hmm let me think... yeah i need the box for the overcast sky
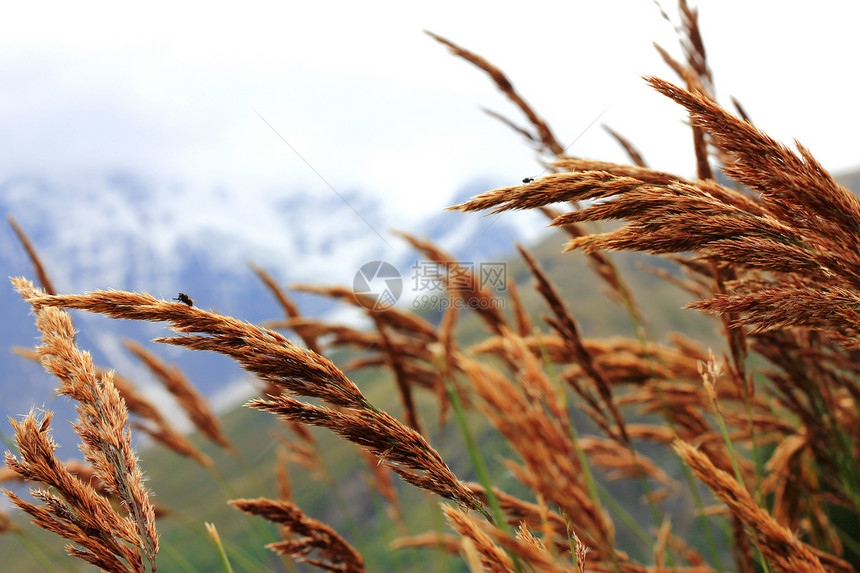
[1,1,858,223]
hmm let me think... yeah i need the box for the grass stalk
[565,403,622,573]
[444,380,503,527]
[601,256,726,571]
[7,10,860,570]
[534,334,622,572]
[702,368,771,573]
[443,378,523,573]
[594,246,731,570]
[209,466,280,560]
[565,518,578,570]
[205,522,236,573]
[167,510,271,573]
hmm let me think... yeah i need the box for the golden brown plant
[7,214,57,295]
[12,282,481,512]
[230,497,364,573]
[288,280,447,423]
[394,231,509,335]
[7,5,860,572]
[673,441,851,573]
[458,333,616,556]
[389,531,462,554]
[123,338,233,453]
[515,244,629,444]
[452,78,860,348]
[250,262,323,354]
[425,31,564,157]
[442,505,515,573]
[13,345,213,468]
[0,510,19,535]
[5,279,158,572]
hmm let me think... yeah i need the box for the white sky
[1,1,858,223]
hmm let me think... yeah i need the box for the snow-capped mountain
[0,170,545,449]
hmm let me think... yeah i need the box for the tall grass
[3,2,860,572]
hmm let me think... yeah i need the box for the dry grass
[6,279,158,572]
[123,338,233,453]
[4,3,860,572]
[230,498,364,572]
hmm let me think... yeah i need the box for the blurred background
[3,0,859,295]
[3,2,860,569]
[3,0,859,436]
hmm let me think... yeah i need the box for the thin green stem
[567,407,623,572]
[224,544,268,573]
[444,381,503,527]
[208,466,277,558]
[707,391,743,486]
[166,509,270,573]
[677,460,727,569]
[647,364,728,571]
[444,378,522,573]
[565,517,579,570]
[592,481,652,549]
[741,375,765,507]
[537,338,654,548]
[205,522,235,573]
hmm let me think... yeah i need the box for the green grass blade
[205,522,235,573]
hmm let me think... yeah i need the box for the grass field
[4,2,860,572]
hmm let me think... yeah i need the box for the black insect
[522,177,535,184]
[173,293,195,307]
